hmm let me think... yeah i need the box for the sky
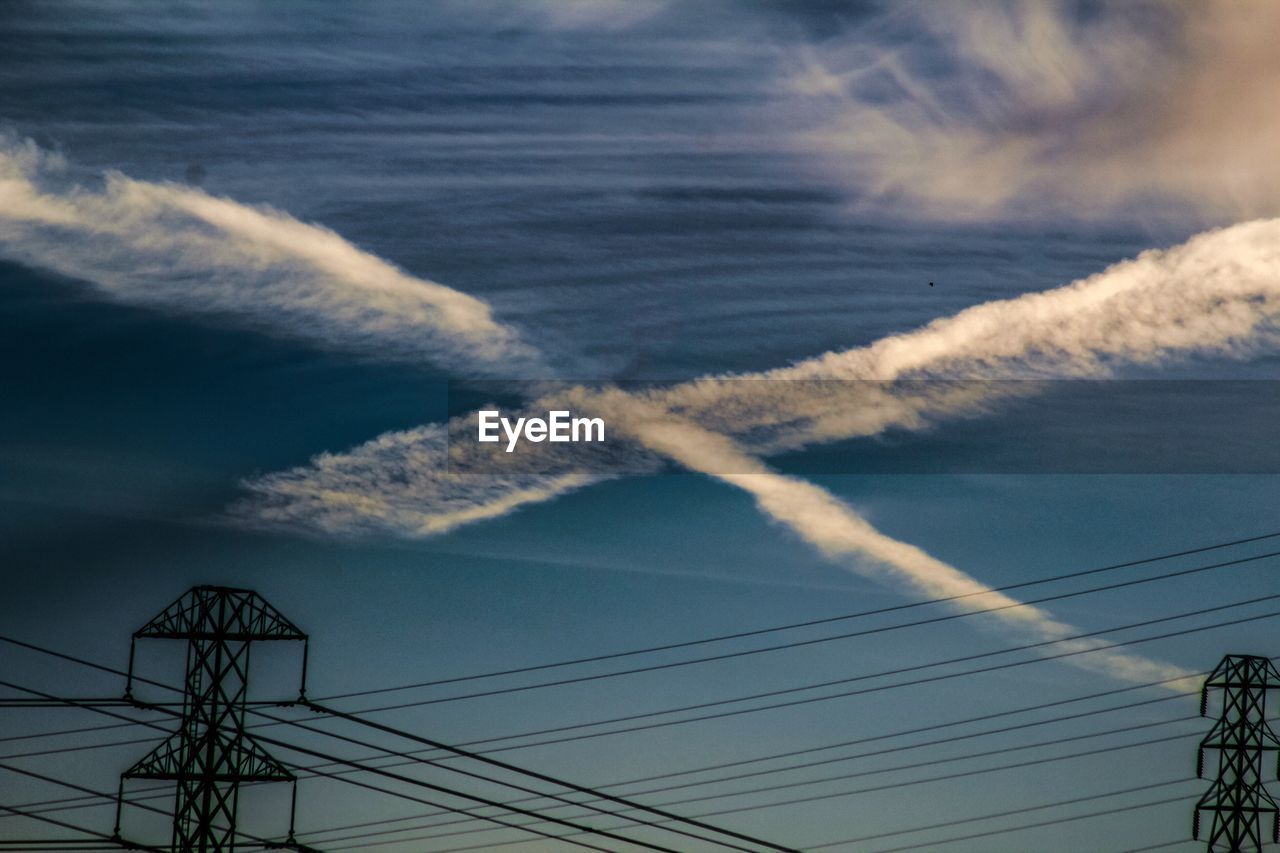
[2,1,1280,851]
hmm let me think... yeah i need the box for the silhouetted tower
[1195,654,1280,852]
[118,586,309,852]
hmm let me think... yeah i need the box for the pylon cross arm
[124,730,293,782]
[134,586,306,641]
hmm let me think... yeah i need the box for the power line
[486,722,1198,845]
[311,547,1280,711]
[1121,839,1196,852]
[591,694,1195,800]
[424,779,1199,853]
[291,699,797,853]
[0,529,1266,847]
[671,733,1198,823]
[124,678,771,853]
[0,592,1224,767]
[0,687,1203,846]
[0,680,562,853]
[257,671,1275,848]
[806,778,1197,851]
[0,672,1204,853]
[511,674,1199,797]
[0,718,164,746]
[0,787,171,824]
[4,537,1274,747]
[1,598,1263,797]
[5,598,1267,774]
[0,737,294,850]
[0,699,165,709]
[281,754,618,853]
[5,630,1177,850]
[403,771,1196,853]
[20,678,1204,845]
[7,531,1271,758]
[296,692,1200,844]
[301,719,1201,848]
[0,599,1195,753]
[0,650,680,853]
[0,800,133,852]
[870,794,1190,852]
[0,674,1195,817]
[0,734,162,762]
[0,676,1233,850]
[0,635,183,698]
[243,707,777,853]
[318,530,1280,702]
[246,730,731,853]
[61,668,797,852]
[0,680,176,737]
[0,634,146,684]
[3,572,1271,851]
[0,763,169,853]
[0,685,303,852]
[412,603,1280,755]
[610,721,1207,815]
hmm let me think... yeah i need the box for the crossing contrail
[235,217,1280,690]
[5,138,1271,691]
[242,216,1280,538]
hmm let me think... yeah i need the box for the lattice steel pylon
[117,586,309,852]
[1195,654,1280,852]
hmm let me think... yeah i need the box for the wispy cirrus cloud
[780,0,1280,221]
[242,423,604,539]
[0,136,539,373]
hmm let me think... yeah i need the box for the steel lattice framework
[120,586,308,852]
[1195,654,1280,852]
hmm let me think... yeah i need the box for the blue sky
[3,2,1280,851]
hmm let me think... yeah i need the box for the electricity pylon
[117,586,309,852]
[1195,654,1280,852]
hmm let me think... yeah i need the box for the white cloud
[0,137,538,372]
[239,424,605,538]
[782,1,1280,221]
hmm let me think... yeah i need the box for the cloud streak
[241,424,605,538]
[630,413,1197,688]
[0,137,538,372]
[781,0,1280,221]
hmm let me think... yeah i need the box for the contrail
[625,409,1197,690]
[0,136,538,372]
[2,138,1257,690]
[242,215,1280,535]
[234,216,1280,690]
[241,389,1201,689]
